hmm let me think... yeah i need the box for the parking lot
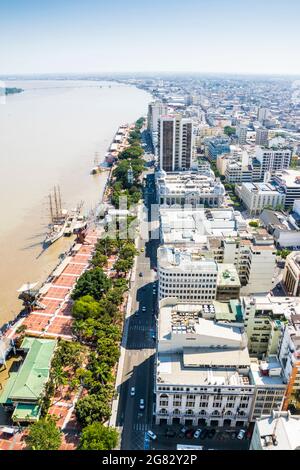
[146,425,251,451]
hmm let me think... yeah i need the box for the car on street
[139,399,145,410]
[130,387,135,396]
[237,429,246,440]
[139,272,143,277]
[207,429,216,439]
[147,430,157,440]
[151,335,156,341]
[142,306,146,312]
[185,429,194,439]
[231,432,237,439]
[140,248,144,252]
[193,429,202,439]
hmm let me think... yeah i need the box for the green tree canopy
[72,268,112,301]
[78,422,119,450]
[224,126,236,136]
[72,295,103,321]
[75,393,112,427]
[26,417,62,450]
[118,145,143,160]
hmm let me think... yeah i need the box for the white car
[142,306,146,312]
[237,429,246,440]
[139,398,145,410]
[130,387,135,396]
[147,430,157,440]
[194,429,202,439]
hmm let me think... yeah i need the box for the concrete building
[255,147,292,174]
[272,169,300,208]
[148,100,168,134]
[155,303,253,428]
[155,169,225,208]
[241,296,286,357]
[155,300,286,428]
[283,252,300,297]
[216,264,241,301]
[249,357,286,422]
[260,209,300,249]
[255,128,269,147]
[239,182,286,215]
[158,115,193,172]
[250,411,300,450]
[157,246,218,302]
[207,137,230,161]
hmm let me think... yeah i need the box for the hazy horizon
[1,0,299,76]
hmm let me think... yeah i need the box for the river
[0,79,151,324]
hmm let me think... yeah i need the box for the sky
[0,0,300,76]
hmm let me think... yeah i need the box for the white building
[157,246,218,302]
[147,100,168,153]
[155,303,253,428]
[158,115,193,172]
[272,169,300,208]
[250,411,300,450]
[156,170,225,208]
[239,182,286,215]
[255,147,292,174]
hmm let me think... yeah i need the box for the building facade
[158,115,193,172]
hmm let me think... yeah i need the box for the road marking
[133,423,148,431]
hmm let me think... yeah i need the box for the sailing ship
[44,186,69,246]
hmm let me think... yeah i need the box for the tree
[72,268,112,301]
[118,145,143,160]
[26,417,62,450]
[114,258,133,274]
[249,221,259,228]
[75,394,112,427]
[224,126,236,137]
[92,253,108,268]
[72,295,103,321]
[78,423,119,450]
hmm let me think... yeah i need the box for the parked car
[237,429,246,440]
[179,427,187,437]
[185,429,194,439]
[207,429,216,439]
[139,399,145,410]
[142,306,146,312]
[139,272,143,277]
[147,430,157,440]
[165,429,176,438]
[130,387,135,396]
[193,429,202,439]
[231,432,237,439]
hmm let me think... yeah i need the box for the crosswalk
[129,325,150,331]
[133,423,148,431]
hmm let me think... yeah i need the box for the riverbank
[0,80,151,324]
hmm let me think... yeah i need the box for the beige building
[283,252,300,297]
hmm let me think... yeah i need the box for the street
[116,150,159,450]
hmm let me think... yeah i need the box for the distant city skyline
[0,0,300,75]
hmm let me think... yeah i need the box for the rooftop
[158,246,218,273]
[255,412,300,450]
[0,337,56,405]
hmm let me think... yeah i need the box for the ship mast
[57,185,62,216]
[49,194,54,223]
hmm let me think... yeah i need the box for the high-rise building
[256,128,269,146]
[147,100,168,134]
[158,115,193,172]
[255,147,292,174]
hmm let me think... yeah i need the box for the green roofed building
[0,337,56,422]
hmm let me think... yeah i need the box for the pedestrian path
[133,423,148,431]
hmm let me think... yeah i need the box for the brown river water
[0,80,150,324]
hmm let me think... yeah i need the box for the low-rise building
[156,169,225,208]
[239,182,286,216]
[260,209,300,249]
[216,264,241,301]
[250,411,300,450]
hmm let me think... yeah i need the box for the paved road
[117,162,159,450]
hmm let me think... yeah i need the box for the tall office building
[255,128,269,146]
[158,115,193,172]
[147,101,168,134]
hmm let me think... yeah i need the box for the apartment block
[158,115,193,172]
